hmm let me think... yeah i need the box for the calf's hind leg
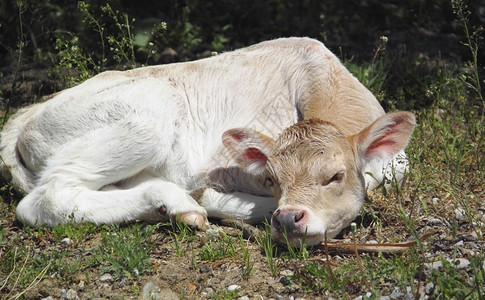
[15,120,207,227]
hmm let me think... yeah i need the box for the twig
[317,231,435,254]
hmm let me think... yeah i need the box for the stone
[227,284,240,292]
[455,207,466,221]
[65,289,79,300]
[452,258,470,270]
[142,282,160,300]
[61,238,73,246]
[201,287,214,295]
[279,276,291,286]
[99,273,113,282]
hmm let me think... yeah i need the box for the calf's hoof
[177,211,210,230]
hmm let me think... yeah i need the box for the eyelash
[322,171,344,186]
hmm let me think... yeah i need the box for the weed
[101,3,136,68]
[171,5,201,54]
[134,21,167,65]
[199,231,236,262]
[430,255,485,299]
[54,1,158,86]
[256,221,279,276]
[239,237,254,280]
[451,0,484,105]
[168,217,197,257]
[0,246,51,300]
[91,224,156,280]
[209,288,239,300]
[77,1,107,69]
[51,222,99,244]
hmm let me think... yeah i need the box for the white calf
[0,37,415,245]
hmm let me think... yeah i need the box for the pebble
[465,231,479,241]
[66,289,79,300]
[353,294,373,300]
[239,296,250,300]
[424,258,470,272]
[78,280,85,290]
[455,207,466,221]
[279,269,294,276]
[279,276,291,286]
[227,284,240,292]
[207,228,221,235]
[427,217,442,225]
[453,258,471,270]
[425,282,434,294]
[199,264,211,273]
[389,287,404,299]
[454,240,464,247]
[142,282,160,300]
[60,289,79,300]
[201,287,214,295]
[99,273,113,282]
[41,297,54,300]
[61,237,73,246]
[425,260,443,271]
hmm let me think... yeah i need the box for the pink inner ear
[230,132,246,142]
[365,135,396,158]
[244,147,268,162]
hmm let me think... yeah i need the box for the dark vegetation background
[0,0,484,110]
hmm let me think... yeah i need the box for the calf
[0,37,415,245]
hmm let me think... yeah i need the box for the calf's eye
[322,171,344,186]
[264,177,274,188]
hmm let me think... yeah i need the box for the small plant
[54,1,157,86]
[51,222,99,244]
[101,3,136,68]
[168,217,197,257]
[91,224,155,280]
[256,221,279,276]
[451,0,484,105]
[239,237,254,280]
[209,288,239,300]
[0,246,51,300]
[199,231,237,262]
[430,255,485,299]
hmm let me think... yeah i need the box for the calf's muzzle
[271,208,308,236]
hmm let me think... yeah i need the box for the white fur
[0,37,406,227]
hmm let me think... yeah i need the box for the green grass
[90,224,156,280]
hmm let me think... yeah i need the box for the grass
[90,224,156,280]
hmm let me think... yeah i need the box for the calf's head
[223,112,415,246]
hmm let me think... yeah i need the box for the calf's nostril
[271,214,281,226]
[293,211,305,223]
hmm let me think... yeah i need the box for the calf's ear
[222,128,275,174]
[353,111,416,162]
